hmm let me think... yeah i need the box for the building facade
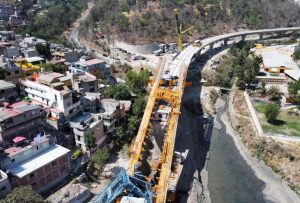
[70,112,105,152]
[0,80,18,104]
[0,101,45,143]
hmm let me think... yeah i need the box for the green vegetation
[288,78,300,107]
[71,149,82,159]
[293,50,300,60]
[82,0,300,43]
[92,148,110,172]
[267,86,281,101]
[264,103,280,124]
[213,41,261,88]
[84,131,96,151]
[35,43,51,59]
[22,0,87,42]
[103,84,131,100]
[125,69,150,95]
[0,186,45,203]
[254,101,300,136]
[209,89,218,112]
[42,63,66,74]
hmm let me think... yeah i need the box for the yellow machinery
[174,8,193,52]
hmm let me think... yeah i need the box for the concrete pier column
[259,33,263,40]
[209,43,214,50]
[241,35,246,41]
[224,38,228,46]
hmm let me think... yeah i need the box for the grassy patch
[253,101,300,136]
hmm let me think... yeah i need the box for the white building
[20,72,81,122]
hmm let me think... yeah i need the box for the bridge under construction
[93,27,300,203]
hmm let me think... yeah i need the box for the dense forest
[82,0,300,43]
[21,0,87,42]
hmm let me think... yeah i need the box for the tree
[288,78,300,96]
[132,97,146,116]
[103,84,131,100]
[264,103,280,124]
[126,70,150,95]
[115,126,126,146]
[84,131,96,151]
[267,86,281,101]
[126,115,140,137]
[35,43,51,59]
[92,148,110,172]
[261,81,266,96]
[0,186,45,203]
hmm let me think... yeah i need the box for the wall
[10,154,71,193]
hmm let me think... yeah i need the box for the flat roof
[9,145,70,178]
[260,51,299,70]
[0,80,16,90]
[26,56,45,63]
[0,101,41,121]
[285,69,300,81]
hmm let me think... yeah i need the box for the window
[29,173,34,178]
[77,135,80,141]
[36,146,39,150]
[15,70,19,74]
[52,161,57,166]
[11,159,15,162]
[6,72,11,76]
[1,186,6,191]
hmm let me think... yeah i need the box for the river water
[206,99,269,203]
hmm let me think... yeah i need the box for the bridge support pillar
[224,38,228,46]
[259,33,264,40]
[209,43,214,50]
[241,35,246,41]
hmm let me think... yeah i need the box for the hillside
[80,0,300,44]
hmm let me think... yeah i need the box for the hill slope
[81,0,300,44]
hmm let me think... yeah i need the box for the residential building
[4,46,20,58]
[0,80,18,104]
[20,37,46,48]
[0,101,45,143]
[20,73,81,127]
[285,69,300,82]
[70,112,105,152]
[22,48,39,58]
[69,58,108,79]
[0,170,11,197]
[253,45,299,73]
[0,56,21,84]
[15,57,45,77]
[1,137,71,193]
[0,5,13,22]
[70,72,97,93]
[83,92,101,113]
[99,99,126,134]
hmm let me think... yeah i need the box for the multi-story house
[69,112,105,152]
[99,99,126,134]
[1,136,71,193]
[0,80,18,104]
[69,58,108,79]
[0,56,21,84]
[20,72,81,128]
[70,72,98,93]
[0,101,45,143]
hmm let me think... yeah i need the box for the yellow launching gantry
[173,8,194,52]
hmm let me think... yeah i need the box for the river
[206,97,269,203]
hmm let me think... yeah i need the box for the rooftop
[76,58,105,67]
[0,101,41,121]
[285,69,300,81]
[9,144,70,178]
[260,51,299,70]
[26,56,44,63]
[38,72,64,85]
[0,80,16,90]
